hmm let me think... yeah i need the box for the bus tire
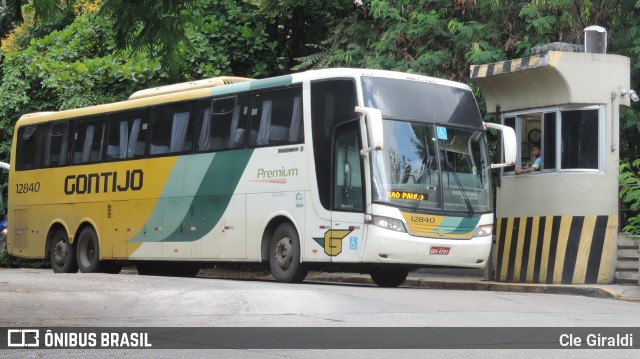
[269,222,307,283]
[76,227,101,273]
[50,229,78,273]
[370,270,408,287]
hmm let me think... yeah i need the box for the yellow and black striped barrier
[470,54,547,79]
[495,215,617,284]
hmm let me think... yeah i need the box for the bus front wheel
[50,229,78,273]
[269,222,307,283]
[76,227,102,273]
[370,270,408,287]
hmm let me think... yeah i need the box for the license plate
[430,246,450,255]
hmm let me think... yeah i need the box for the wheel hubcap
[79,240,90,267]
[275,236,292,270]
[54,241,68,265]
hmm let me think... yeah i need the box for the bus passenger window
[150,102,195,155]
[248,87,303,147]
[106,110,148,160]
[73,118,106,164]
[227,95,249,149]
[197,96,236,151]
[16,125,45,170]
[43,122,70,167]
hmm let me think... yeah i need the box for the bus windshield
[362,77,491,214]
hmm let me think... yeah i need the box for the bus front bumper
[362,226,492,268]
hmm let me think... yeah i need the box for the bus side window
[311,79,358,211]
[333,121,363,212]
[150,101,196,155]
[16,125,45,170]
[227,95,250,149]
[248,87,303,147]
[72,117,106,164]
[106,109,149,160]
[42,122,71,167]
[196,96,242,152]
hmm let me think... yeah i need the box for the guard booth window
[543,112,556,170]
[503,116,516,172]
[561,109,598,169]
[503,106,602,173]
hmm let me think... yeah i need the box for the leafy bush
[620,159,640,235]
[0,249,50,269]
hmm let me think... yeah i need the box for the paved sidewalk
[310,270,640,302]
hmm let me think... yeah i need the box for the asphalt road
[1,268,639,358]
[2,268,640,327]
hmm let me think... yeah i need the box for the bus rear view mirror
[485,122,516,169]
[356,106,384,155]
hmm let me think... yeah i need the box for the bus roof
[15,68,471,126]
[128,76,252,100]
[294,68,472,91]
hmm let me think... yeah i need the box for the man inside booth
[515,144,541,175]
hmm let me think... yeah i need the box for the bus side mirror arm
[485,122,516,169]
[355,106,384,156]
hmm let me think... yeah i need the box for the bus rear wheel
[269,222,307,283]
[50,229,78,273]
[370,270,408,287]
[76,227,102,273]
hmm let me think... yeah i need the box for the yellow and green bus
[7,68,515,286]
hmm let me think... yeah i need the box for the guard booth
[471,40,633,284]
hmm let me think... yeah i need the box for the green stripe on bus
[129,149,254,243]
[209,75,293,97]
[210,82,251,97]
[248,75,292,90]
[438,216,480,234]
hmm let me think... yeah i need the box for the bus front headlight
[472,224,493,237]
[372,215,407,233]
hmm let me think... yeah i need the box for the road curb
[310,275,639,302]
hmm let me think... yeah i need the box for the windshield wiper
[441,141,475,217]
[412,134,432,212]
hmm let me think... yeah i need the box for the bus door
[329,121,366,262]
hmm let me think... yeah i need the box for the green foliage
[182,0,287,79]
[0,0,299,165]
[1,0,640,237]
[0,9,164,165]
[0,249,50,268]
[248,0,354,74]
[620,159,640,234]
[99,0,193,79]
[295,0,508,82]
